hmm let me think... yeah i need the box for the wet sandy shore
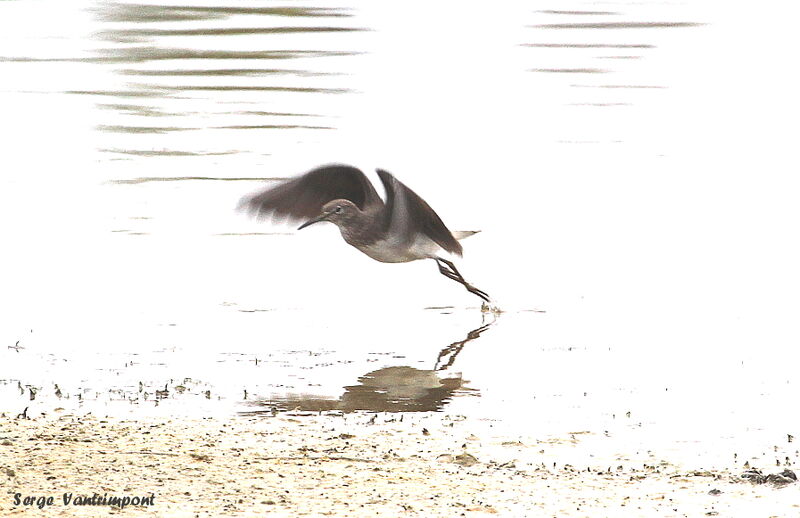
[1,412,797,517]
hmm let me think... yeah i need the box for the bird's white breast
[355,234,442,263]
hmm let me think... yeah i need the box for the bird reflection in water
[240,322,492,415]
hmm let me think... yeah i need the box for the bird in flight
[239,164,490,302]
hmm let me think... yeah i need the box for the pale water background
[1,0,799,471]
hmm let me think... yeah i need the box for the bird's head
[297,199,359,230]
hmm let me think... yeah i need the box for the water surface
[1,0,798,471]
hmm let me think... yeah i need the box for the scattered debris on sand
[1,413,798,517]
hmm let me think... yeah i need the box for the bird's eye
[335,206,343,214]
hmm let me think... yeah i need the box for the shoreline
[1,412,797,517]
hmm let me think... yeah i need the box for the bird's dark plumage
[376,169,462,256]
[240,164,461,255]
[239,164,383,224]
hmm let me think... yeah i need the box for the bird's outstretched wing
[377,169,462,256]
[239,164,384,223]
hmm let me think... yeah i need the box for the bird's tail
[452,230,480,241]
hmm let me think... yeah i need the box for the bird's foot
[480,301,503,315]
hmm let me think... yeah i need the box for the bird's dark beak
[297,212,330,230]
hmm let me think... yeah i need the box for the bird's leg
[436,260,486,299]
[436,259,490,301]
[434,258,491,302]
[436,260,462,281]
